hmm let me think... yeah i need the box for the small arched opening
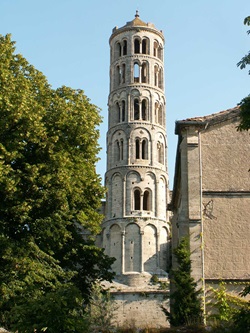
[123,40,127,55]
[154,65,158,86]
[121,100,125,122]
[134,63,140,83]
[134,189,141,210]
[142,99,147,120]
[142,38,148,54]
[122,64,126,83]
[158,105,163,126]
[134,38,140,54]
[134,98,139,120]
[143,190,150,210]
[135,138,140,159]
[141,139,148,160]
[141,62,147,83]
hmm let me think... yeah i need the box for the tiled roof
[111,11,162,38]
[125,16,152,28]
[175,106,240,134]
[179,106,240,123]
[124,10,155,28]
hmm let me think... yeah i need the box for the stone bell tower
[102,12,170,328]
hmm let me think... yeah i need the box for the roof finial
[135,10,139,18]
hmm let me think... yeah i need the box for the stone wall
[201,119,249,191]
[112,291,169,328]
[201,119,250,279]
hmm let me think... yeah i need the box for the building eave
[175,106,240,135]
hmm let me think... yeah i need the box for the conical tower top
[110,11,163,40]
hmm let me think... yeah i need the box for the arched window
[116,102,120,123]
[158,68,163,89]
[158,45,163,60]
[118,43,122,57]
[141,139,147,159]
[154,65,158,86]
[154,41,159,57]
[158,105,163,125]
[122,64,126,83]
[115,42,121,59]
[142,99,147,120]
[157,142,164,164]
[135,138,148,160]
[142,38,148,54]
[116,66,120,85]
[143,190,150,210]
[120,139,124,160]
[123,40,127,55]
[134,63,140,83]
[134,99,139,120]
[121,100,125,122]
[141,62,147,83]
[134,38,140,54]
[116,141,120,161]
[136,139,140,159]
[155,102,158,123]
[134,189,141,210]
[115,139,124,162]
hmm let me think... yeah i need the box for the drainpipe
[198,128,206,324]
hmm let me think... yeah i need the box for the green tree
[0,34,114,332]
[163,237,203,327]
[231,284,250,333]
[207,282,250,333]
[237,16,250,131]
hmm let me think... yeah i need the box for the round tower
[103,12,170,281]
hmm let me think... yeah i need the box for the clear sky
[1,0,249,188]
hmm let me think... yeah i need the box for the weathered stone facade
[171,107,250,313]
[101,13,170,328]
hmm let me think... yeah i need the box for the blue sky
[0,0,249,188]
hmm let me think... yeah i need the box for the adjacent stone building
[100,12,170,328]
[171,106,250,313]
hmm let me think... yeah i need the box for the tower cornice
[108,84,165,97]
[110,26,165,44]
[110,53,164,67]
[105,164,168,176]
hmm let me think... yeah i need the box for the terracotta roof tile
[175,106,240,134]
[179,106,240,123]
[125,16,149,27]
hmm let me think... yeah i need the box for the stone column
[156,231,160,267]
[121,231,125,274]
[140,230,144,272]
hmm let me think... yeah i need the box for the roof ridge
[175,106,241,134]
[178,106,240,123]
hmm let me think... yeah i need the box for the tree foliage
[163,237,203,327]
[0,34,114,332]
[237,16,250,131]
[237,94,250,131]
[207,282,250,333]
[237,16,250,73]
